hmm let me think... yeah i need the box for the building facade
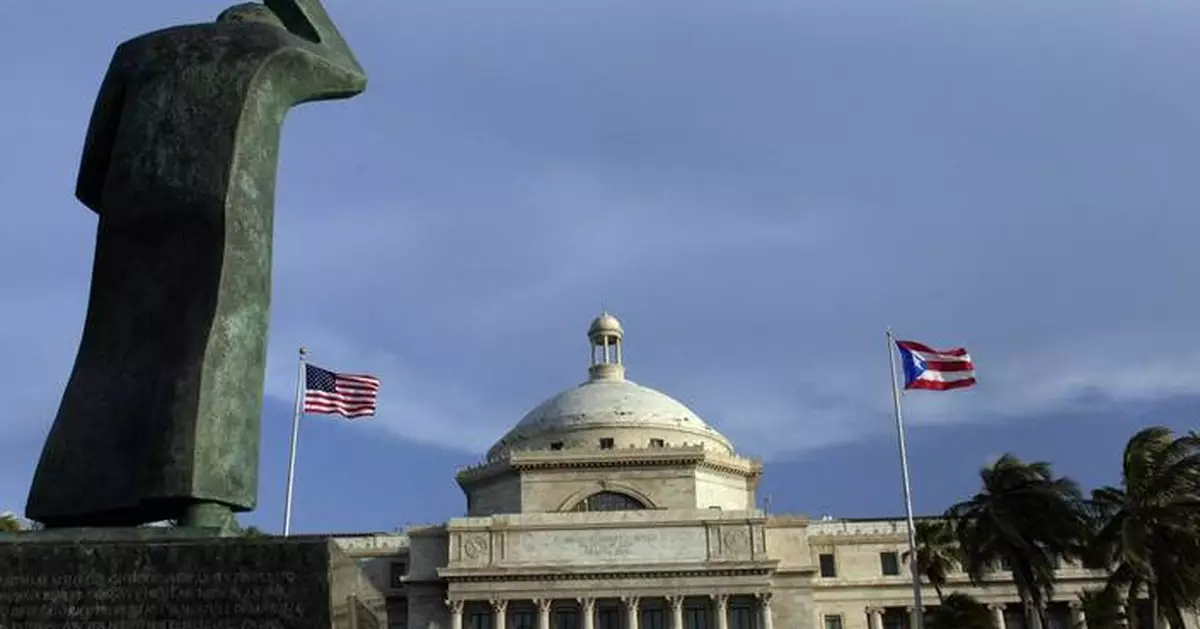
[332,314,1196,629]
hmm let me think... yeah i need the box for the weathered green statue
[26,0,366,530]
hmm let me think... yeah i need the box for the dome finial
[587,312,625,381]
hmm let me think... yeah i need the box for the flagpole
[283,346,308,537]
[887,328,925,629]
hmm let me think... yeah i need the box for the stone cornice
[808,533,907,545]
[764,515,810,527]
[813,569,1111,590]
[406,524,449,537]
[806,519,912,538]
[773,565,817,576]
[456,447,762,485]
[333,534,410,555]
[438,560,778,582]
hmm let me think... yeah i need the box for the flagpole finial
[299,346,308,357]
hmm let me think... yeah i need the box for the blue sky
[2,0,1198,533]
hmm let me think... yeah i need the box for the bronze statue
[26,0,366,530]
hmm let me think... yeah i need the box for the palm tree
[926,592,995,629]
[0,511,22,533]
[946,454,1089,629]
[1076,588,1125,629]
[903,519,961,603]
[1086,426,1200,629]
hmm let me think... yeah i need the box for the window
[649,438,665,447]
[569,491,648,512]
[880,551,901,576]
[550,442,564,450]
[882,611,906,629]
[684,606,711,629]
[597,607,621,629]
[388,561,407,587]
[824,615,843,629]
[554,609,579,629]
[819,553,837,577]
[729,605,755,629]
[1046,604,1072,629]
[469,612,491,629]
[599,438,615,449]
[512,610,535,629]
[641,608,666,629]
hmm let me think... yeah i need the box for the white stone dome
[486,314,734,460]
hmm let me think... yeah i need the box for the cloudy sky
[1,0,1197,532]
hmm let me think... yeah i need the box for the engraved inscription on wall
[0,570,307,629]
[506,527,708,565]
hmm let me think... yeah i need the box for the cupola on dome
[486,313,734,460]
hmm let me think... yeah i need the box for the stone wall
[520,466,697,512]
[458,447,762,516]
[407,526,449,582]
[406,586,448,629]
[465,473,522,516]
[764,516,812,568]
[693,468,753,510]
[769,574,817,629]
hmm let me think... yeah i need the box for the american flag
[303,364,381,418]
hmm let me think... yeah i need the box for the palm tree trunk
[1126,581,1141,629]
[1165,607,1185,629]
[1017,588,1041,629]
[1035,590,1051,629]
[1010,566,1042,629]
[1147,582,1159,629]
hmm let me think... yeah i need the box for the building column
[989,604,1006,629]
[1069,601,1086,629]
[623,596,641,629]
[534,599,552,629]
[757,593,774,629]
[668,596,685,629]
[492,599,508,629]
[578,597,596,629]
[446,600,464,629]
[866,607,883,629]
[712,595,729,629]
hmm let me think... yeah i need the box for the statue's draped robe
[26,22,342,526]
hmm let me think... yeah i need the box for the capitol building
[330,314,1122,629]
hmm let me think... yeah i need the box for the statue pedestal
[0,535,385,629]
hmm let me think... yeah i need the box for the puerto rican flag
[895,340,976,391]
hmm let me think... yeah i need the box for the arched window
[569,491,648,512]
